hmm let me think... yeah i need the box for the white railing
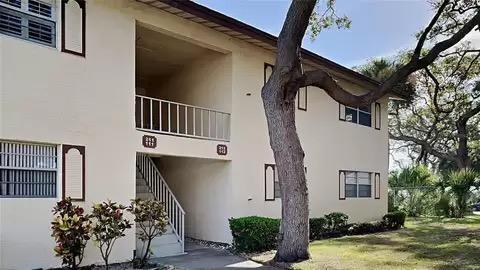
[135,95,231,142]
[136,154,185,253]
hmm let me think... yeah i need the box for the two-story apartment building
[0,1,390,269]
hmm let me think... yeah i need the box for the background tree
[389,48,480,170]
[265,0,480,262]
[389,165,437,216]
[444,169,479,217]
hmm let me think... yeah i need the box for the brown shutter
[297,86,307,111]
[264,164,275,201]
[264,63,274,85]
[374,102,381,130]
[339,171,346,200]
[374,172,381,199]
[62,145,85,201]
[61,0,86,56]
[339,103,346,121]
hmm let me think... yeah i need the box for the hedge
[228,216,280,252]
[229,211,406,253]
[383,211,406,229]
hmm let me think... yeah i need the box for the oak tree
[264,0,480,262]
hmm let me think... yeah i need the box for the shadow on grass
[409,215,480,226]
[313,221,480,270]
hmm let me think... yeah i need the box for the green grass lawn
[254,216,480,270]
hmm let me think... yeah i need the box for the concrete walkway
[152,242,278,270]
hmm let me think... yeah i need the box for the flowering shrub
[51,198,91,269]
[128,199,168,267]
[90,201,132,270]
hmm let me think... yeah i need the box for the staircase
[136,154,185,257]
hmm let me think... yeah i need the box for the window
[1,0,20,8]
[264,164,277,201]
[0,141,58,198]
[340,170,372,198]
[264,63,274,85]
[339,104,372,127]
[0,0,56,47]
[265,164,306,201]
[265,63,308,111]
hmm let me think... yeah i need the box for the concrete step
[136,185,150,193]
[136,232,179,246]
[150,242,184,258]
[137,192,155,200]
[135,224,184,258]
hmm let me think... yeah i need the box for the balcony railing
[135,95,231,142]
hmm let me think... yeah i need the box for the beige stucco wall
[145,51,232,113]
[0,0,388,269]
[0,1,137,269]
[156,157,233,243]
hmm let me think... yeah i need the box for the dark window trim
[339,171,346,200]
[61,0,85,57]
[265,164,306,201]
[62,144,85,201]
[264,163,275,201]
[340,170,373,199]
[374,172,380,199]
[297,86,307,111]
[338,103,372,127]
[264,63,274,85]
[374,102,381,130]
[339,103,346,121]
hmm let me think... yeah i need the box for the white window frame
[0,0,56,47]
[344,171,372,198]
[0,140,59,198]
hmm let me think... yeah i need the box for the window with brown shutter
[61,0,85,56]
[62,144,85,201]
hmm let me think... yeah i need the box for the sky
[195,0,434,68]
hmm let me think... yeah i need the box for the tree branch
[389,133,456,162]
[425,67,455,113]
[413,0,451,60]
[297,8,480,107]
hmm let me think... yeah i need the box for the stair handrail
[136,154,185,249]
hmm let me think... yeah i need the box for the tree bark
[455,105,480,169]
[261,0,315,262]
[262,0,479,263]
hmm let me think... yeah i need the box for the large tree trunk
[262,73,310,262]
[261,0,315,262]
[261,0,479,263]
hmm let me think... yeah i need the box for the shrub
[383,211,406,229]
[325,212,349,231]
[347,221,387,235]
[435,193,454,217]
[309,217,328,240]
[90,201,132,270]
[51,198,91,270]
[128,199,168,268]
[445,169,479,217]
[229,216,279,252]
